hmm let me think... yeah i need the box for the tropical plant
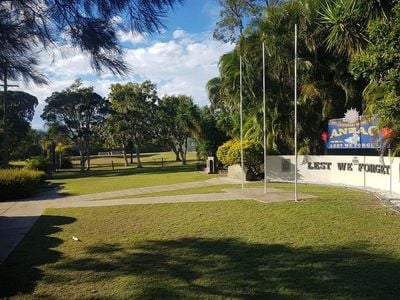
[158,95,201,164]
[350,1,400,154]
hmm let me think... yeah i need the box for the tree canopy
[0,91,38,166]
[107,81,158,167]
[209,0,400,156]
[0,0,183,82]
[41,79,108,171]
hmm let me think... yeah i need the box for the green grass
[70,151,199,169]
[49,164,216,196]
[2,185,400,298]
[100,182,279,200]
[102,184,241,200]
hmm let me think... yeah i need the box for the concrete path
[0,177,314,263]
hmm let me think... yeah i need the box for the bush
[25,155,52,174]
[217,139,263,177]
[0,169,46,200]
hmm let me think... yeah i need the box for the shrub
[217,139,264,176]
[0,169,46,200]
[25,155,52,174]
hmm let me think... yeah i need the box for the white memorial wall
[266,155,400,194]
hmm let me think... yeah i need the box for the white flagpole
[240,55,244,189]
[263,41,267,194]
[294,24,298,201]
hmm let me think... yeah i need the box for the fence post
[111,160,114,171]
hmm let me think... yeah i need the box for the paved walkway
[0,177,314,264]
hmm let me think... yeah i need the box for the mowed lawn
[49,152,215,196]
[2,185,400,298]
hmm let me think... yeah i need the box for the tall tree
[213,0,284,43]
[350,1,400,154]
[108,81,158,168]
[196,107,229,160]
[210,0,367,155]
[41,80,108,171]
[0,91,38,166]
[320,0,393,57]
[158,95,200,165]
[103,113,132,167]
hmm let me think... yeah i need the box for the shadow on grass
[6,236,399,298]
[0,215,76,298]
[85,239,400,298]
[52,164,200,180]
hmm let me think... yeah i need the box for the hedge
[0,169,46,201]
[216,139,264,177]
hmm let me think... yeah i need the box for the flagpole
[240,55,244,189]
[294,24,298,202]
[263,41,267,194]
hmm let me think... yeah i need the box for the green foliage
[196,107,228,160]
[41,79,109,171]
[158,95,201,164]
[24,156,51,174]
[0,169,45,200]
[350,2,400,150]
[217,139,263,175]
[0,91,39,166]
[216,139,236,166]
[209,0,398,155]
[0,0,183,83]
[107,81,159,167]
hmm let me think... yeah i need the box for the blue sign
[327,116,382,149]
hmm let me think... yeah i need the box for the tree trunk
[87,154,90,171]
[178,143,186,165]
[79,148,86,172]
[86,146,91,171]
[135,144,143,168]
[59,152,62,170]
[130,144,134,164]
[122,143,128,167]
[183,138,188,164]
[172,146,181,161]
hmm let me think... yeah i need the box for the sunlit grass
[2,185,400,298]
[49,164,217,196]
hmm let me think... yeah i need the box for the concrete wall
[265,155,400,194]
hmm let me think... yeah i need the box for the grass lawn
[100,182,294,200]
[101,183,241,200]
[70,151,199,169]
[49,164,217,196]
[2,185,400,298]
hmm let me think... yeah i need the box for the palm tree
[319,0,393,57]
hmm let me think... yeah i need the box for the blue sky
[24,0,233,129]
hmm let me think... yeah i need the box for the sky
[19,0,234,129]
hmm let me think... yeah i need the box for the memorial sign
[327,109,382,149]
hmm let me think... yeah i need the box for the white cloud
[21,30,234,128]
[172,29,186,39]
[117,31,146,44]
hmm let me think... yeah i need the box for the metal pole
[240,55,244,189]
[263,42,267,194]
[294,24,298,201]
[2,63,8,167]
[389,148,392,193]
